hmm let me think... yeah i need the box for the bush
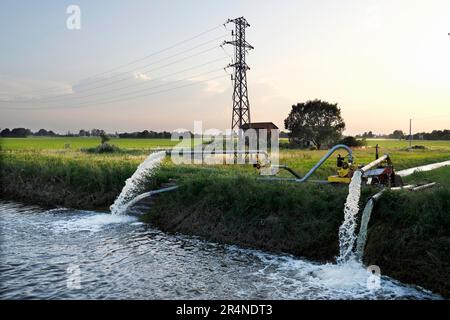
[339,136,366,147]
[82,143,120,154]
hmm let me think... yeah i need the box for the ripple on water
[0,201,442,300]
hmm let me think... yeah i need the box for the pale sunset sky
[1,0,449,135]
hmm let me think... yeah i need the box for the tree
[1,128,11,137]
[284,99,346,149]
[78,129,90,137]
[389,130,405,140]
[90,128,105,137]
[10,128,32,137]
[100,133,110,144]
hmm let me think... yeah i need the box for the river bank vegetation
[1,137,449,297]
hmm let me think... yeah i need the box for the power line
[5,49,228,105]
[35,57,228,104]
[7,23,227,97]
[82,25,225,82]
[4,69,227,110]
[58,69,226,108]
[74,34,227,90]
[1,37,226,104]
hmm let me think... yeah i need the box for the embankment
[142,174,450,298]
[0,152,138,209]
[2,153,449,297]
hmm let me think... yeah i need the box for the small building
[241,122,278,131]
[241,122,279,145]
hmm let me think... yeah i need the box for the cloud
[133,72,151,81]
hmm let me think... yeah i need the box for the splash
[110,151,165,215]
[355,198,375,262]
[337,170,362,263]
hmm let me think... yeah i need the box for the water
[110,151,165,215]
[355,198,375,262]
[337,171,362,263]
[0,201,439,299]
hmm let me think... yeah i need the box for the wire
[7,50,227,105]
[38,56,228,104]
[75,34,227,89]
[7,23,225,97]
[4,70,227,110]
[1,44,224,104]
[60,69,225,108]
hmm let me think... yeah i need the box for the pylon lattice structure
[224,17,254,131]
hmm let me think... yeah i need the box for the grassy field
[0,136,182,151]
[1,137,450,183]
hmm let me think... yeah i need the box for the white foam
[338,171,362,263]
[51,213,137,233]
[110,151,165,215]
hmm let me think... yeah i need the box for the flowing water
[0,201,440,299]
[110,151,165,215]
[355,198,375,262]
[337,171,362,263]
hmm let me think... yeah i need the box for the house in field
[241,122,279,145]
[241,122,278,133]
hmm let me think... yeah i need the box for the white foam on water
[247,248,439,299]
[338,170,362,263]
[51,213,137,233]
[110,151,166,215]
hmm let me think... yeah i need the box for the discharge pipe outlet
[360,154,390,173]
[296,144,353,182]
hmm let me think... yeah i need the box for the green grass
[2,137,449,187]
[403,165,450,188]
[365,184,450,298]
[0,136,200,151]
[364,138,450,150]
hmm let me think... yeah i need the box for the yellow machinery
[327,154,358,184]
[327,145,403,187]
[258,143,402,187]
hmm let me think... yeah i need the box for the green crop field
[1,136,449,199]
[1,137,449,176]
[0,136,182,151]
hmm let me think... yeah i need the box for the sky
[0,0,449,135]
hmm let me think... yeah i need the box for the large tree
[284,99,346,149]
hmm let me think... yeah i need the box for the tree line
[0,128,174,139]
[356,130,450,141]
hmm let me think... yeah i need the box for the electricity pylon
[224,17,254,131]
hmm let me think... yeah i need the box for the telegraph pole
[224,17,254,131]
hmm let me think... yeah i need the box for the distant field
[3,136,450,151]
[364,139,450,150]
[279,137,450,150]
[0,137,188,150]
